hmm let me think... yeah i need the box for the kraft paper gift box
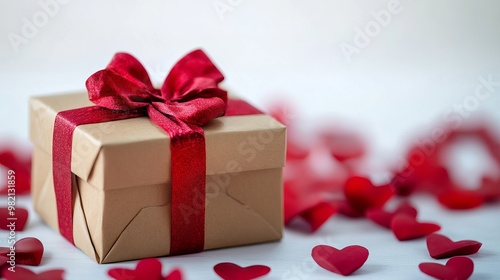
[29,92,286,263]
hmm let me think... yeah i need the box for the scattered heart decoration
[213,262,270,280]
[437,189,484,210]
[108,258,182,280]
[0,149,31,195]
[391,214,441,241]
[311,245,369,276]
[2,267,65,280]
[299,202,337,232]
[419,256,474,280]
[0,237,44,266]
[164,269,183,280]
[366,201,418,229]
[343,176,394,216]
[427,233,482,259]
[478,176,500,202]
[0,255,9,270]
[0,207,29,231]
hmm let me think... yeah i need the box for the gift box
[29,51,286,263]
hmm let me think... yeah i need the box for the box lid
[30,93,286,190]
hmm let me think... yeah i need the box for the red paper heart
[391,214,440,241]
[284,178,321,224]
[284,161,341,226]
[299,202,336,232]
[108,258,179,280]
[478,176,500,202]
[366,201,418,229]
[427,233,482,259]
[343,176,394,215]
[438,189,484,210]
[165,268,182,280]
[335,200,365,218]
[311,245,369,276]
[0,207,29,231]
[419,256,474,280]
[213,262,270,280]
[2,267,64,280]
[0,256,9,270]
[0,237,44,266]
[0,149,32,195]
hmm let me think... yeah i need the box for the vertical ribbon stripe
[53,106,142,244]
[147,106,206,254]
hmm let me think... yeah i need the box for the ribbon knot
[53,50,229,257]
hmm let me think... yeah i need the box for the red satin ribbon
[52,50,261,255]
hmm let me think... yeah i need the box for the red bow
[86,50,227,124]
[53,50,228,256]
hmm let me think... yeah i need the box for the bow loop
[161,49,226,103]
[86,53,160,111]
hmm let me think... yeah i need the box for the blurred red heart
[284,178,321,224]
[299,202,336,232]
[0,237,43,266]
[366,201,418,229]
[477,176,500,202]
[108,258,175,280]
[391,214,440,241]
[311,245,369,276]
[343,176,394,215]
[0,149,32,195]
[419,256,474,280]
[427,233,482,259]
[213,262,270,280]
[438,189,484,210]
[0,207,29,231]
[164,268,182,280]
[0,256,9,270]
[2,267,64,280]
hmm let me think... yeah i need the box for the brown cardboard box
[29,93,285,263]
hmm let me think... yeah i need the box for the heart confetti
[392,125,500,207]
[2,267,65,280]
[213,262,270,280]
[164,268,183,280]
[311,245,369,276]
[0,255,9,270]
[108,258,182,280]
[419,256,474,280]
[391,214,440,241]
[366,201,418,229]
[0,207,29,231]
[284,178,322,224]
[437,189,484,210]
[299,202,337,232]
[342,176,394,216]
[478,176,500,202]
[0,237,44,266]
[0,148,32,195]
[426,233,482,259]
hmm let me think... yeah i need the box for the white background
[1,1,500,279]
